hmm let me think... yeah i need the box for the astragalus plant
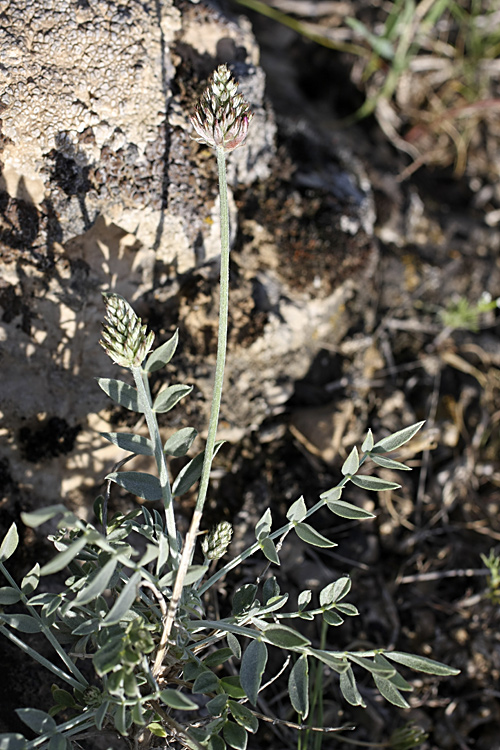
[0,65,458,750]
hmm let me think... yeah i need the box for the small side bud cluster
[202,521,233,560]
[100,293,154,368]
[190,64,253,152]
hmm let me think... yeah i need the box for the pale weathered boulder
[0,0,375,511]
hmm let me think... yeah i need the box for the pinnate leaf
[153,384,192,413]
[41,535,88,575]
[97,378,142,412]
[172,442,224,496]
[339,666,366,707]
[100,431,153,456]
[295,523,336,548]
[350,475,401,491]
[0,524,19,562]
[16,708,56,735]
[240,640,267,705]
[286,496,307,522]
[145,330,178,372]
[288,655,309,718]
[326,499,375,520]
[164,427,198,457]
[372,421,425,453]
[341,446,359,476]
[223,721,247,750]
[228,701,258,733]
[386,651,460,676]
[373,675,410,708]
[0,614,42,633]
[105,471,163,501]
[103,570,141,625]
[264,624,311,648]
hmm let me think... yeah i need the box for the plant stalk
[132,366,178,563]
[152,145,230,674]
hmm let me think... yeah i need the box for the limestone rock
[0,0,375,511]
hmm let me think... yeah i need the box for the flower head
[201,521,233,560]
[100,293,155,368]
[190,64,253,152]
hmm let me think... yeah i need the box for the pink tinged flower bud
[190,64,254,153]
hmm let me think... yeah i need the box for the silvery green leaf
[228,701,258,734]
[96,378,142,412]
[0,734,27,749]
[164,427,198,457]
[372,421,425,453]
[288,655,309,719]
[319,486,342,502]
[47,733,69,750]
[341,446,359,476]
[172,441,224,496]
[264,624,311,648]
[347,654,396,677]
[339,666,366,707]
[21,505,70,528]
[257,594,289,616]
[286,496,307,522]
[99,432,153,456]
[207,733,225,750]
[207,694,228,717]
[240,640,267,705]
[0,614,42,633]
[193,671,220,694]
[138,544,159,567]
[385,651,460,676]
[76,558,118,605]
[103,570,141,625]
[323,610,343,626]
[351,475,401,491]
[326,500,375,520]
[223,720,247,750]
[153,384,193,413]
[298,590,312,610]
[232,584,258,616]
[145,329,179,372]
[40,536,88,575]
[255,509,272,541]
[93,636,125,675]
[259,537,280,565]
[320,577,351,607]
[0,587,21,604]
[159,565,207,588]
[309,649,349,673]
[335,603,359,616]
[105,471,163,501]
[262,576,280,604]
[0,523,19,562]
[21,564,40,596]
[227,633,241,659]
[361,429,374,452]
[156,533,170,576]
[373,675,410,708]
[16,708,56,735]
[95,701,110,730]
[203,648,234,668]
[295,523,336,548]
[370,455,411,471]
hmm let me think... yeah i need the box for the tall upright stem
[153,146,230,672]
[132,366,178,563]
[196,145,230,516]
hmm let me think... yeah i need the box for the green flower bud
[190,64,253,152]
[100,293,155,368]
[202,521,233,560]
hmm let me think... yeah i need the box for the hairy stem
[132,366,178,563]
[152,145,230,672]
